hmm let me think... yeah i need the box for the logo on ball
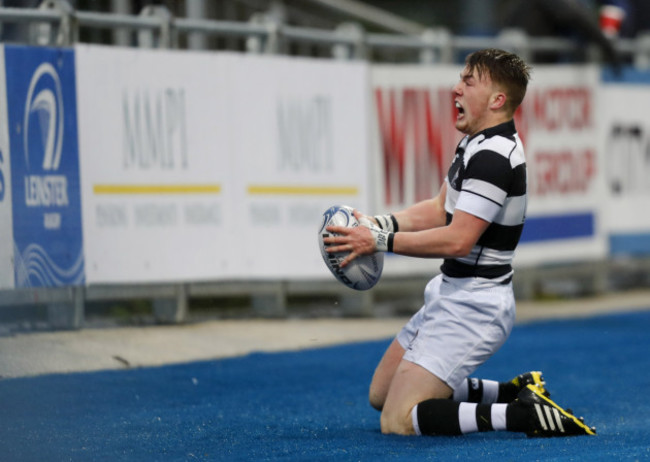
[318,205,383,291]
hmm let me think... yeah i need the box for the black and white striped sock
[452,378,500,403]
[411,400,508,435]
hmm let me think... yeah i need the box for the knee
[380,407,415,435]
[368,387,384,411]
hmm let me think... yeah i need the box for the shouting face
[453,65,504,136]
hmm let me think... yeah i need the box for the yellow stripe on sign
[247,185,358,196]
[93,184,221,195]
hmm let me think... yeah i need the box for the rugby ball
[318,205,384,291]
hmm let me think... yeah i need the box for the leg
[368,339,405,411]
[452,371,549,403]
[370,293,427,412]
[378,276,513,436]
[379,359,452,435]
[412,384,597,437]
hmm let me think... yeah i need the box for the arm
[325,182,489,266]
[391,209,489,259]
[392,182,448,232]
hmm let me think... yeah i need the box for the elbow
[448,239,474,258]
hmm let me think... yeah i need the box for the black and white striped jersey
[441,119,527,280]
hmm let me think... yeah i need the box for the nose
[452,81,462,96]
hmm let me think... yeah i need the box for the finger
[353,209,368,227]
[326,245,351,254]
[323,234,348,246]
[326,225,350,235]
[340,251,358,268]
[353,209,377,228]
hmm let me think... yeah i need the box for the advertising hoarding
[515,66,607,265]
[76,47,371,283]
[600,68,650,256]
[75,45,234,283]
[224,54,372,279]
[0,46,13,289]
[5,45,84,287]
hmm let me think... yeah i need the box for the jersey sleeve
[454,150,512,223]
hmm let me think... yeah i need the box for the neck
[470,113,511,136]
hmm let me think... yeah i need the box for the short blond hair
[465,49,531,115]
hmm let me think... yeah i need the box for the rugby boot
[513,384,597,437]
[510,371,550,397]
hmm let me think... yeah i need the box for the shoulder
[467,132,525,169]
[475,135,516,157]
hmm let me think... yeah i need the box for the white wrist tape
[373,214,399,233]
[370,226,393,252]
[360,216,393,253]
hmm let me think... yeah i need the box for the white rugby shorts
[396,273,516,391]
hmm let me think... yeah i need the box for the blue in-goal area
[1,311,649,461]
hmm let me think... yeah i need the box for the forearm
[389,209,490,259]
[393,198,447,232]
[391,226,465,259]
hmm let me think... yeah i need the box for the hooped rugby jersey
[441,119,527,280]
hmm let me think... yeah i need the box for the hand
[324,210,377,268]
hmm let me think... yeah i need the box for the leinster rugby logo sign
[6,46,84,287]
[23,62,67,211]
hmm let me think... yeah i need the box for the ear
[490,91,507,111]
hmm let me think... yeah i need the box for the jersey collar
[468,119,517,142]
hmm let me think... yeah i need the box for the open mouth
[455,101,464,119]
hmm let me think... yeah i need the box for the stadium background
[0,1,649,460]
